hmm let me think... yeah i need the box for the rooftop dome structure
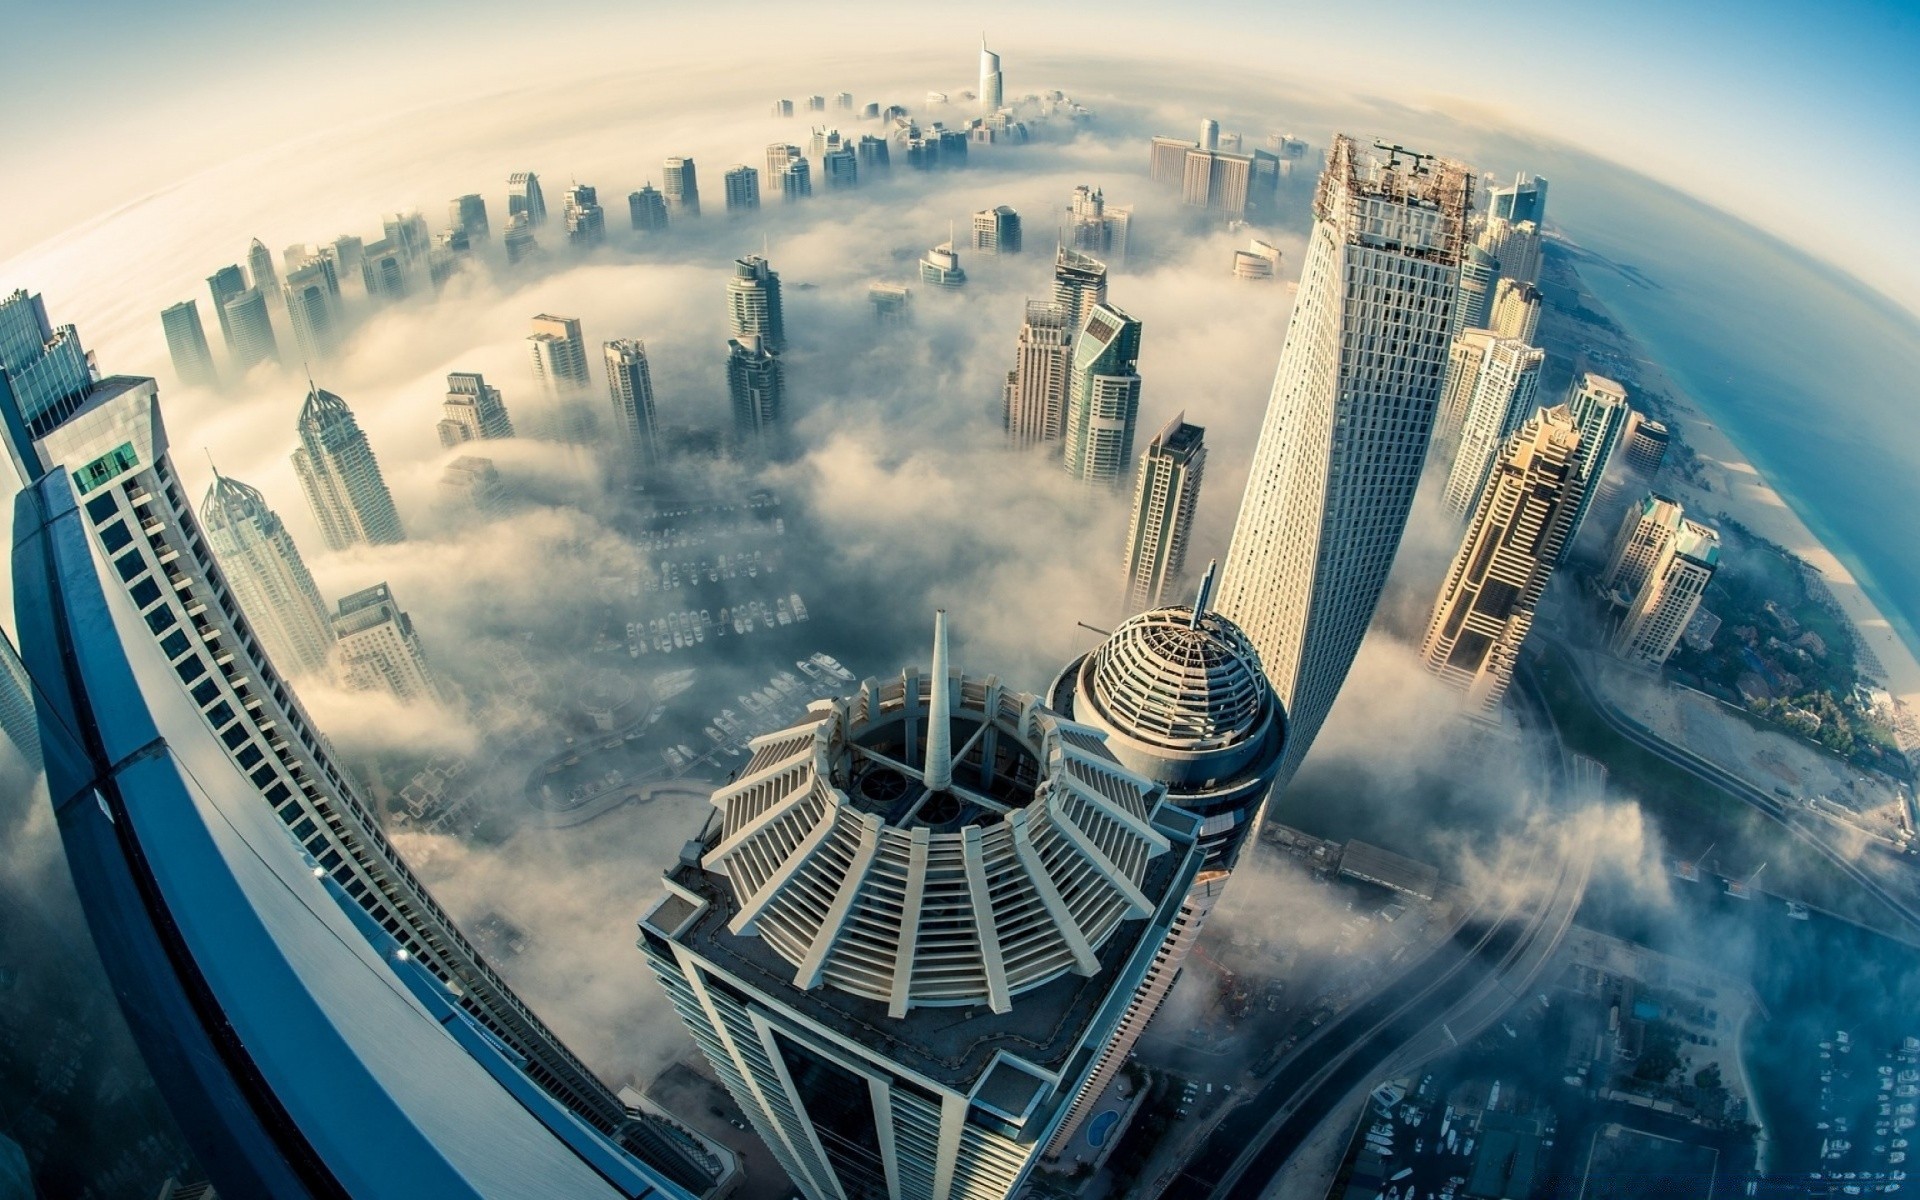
[696,613,1173,1017]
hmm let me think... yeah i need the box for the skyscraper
[919,240,966,288]
[779,157,811,201]
[201,470,336,678]
[1061,301,1143,485]
[725,335,781,453]
[979,37,1003,113]
[971,205,1021,254]
[1479,217,1542,288]
[604,339,660,473]
[283,259,345,362]
[1600,493,1687,600]
[1043,574,1285,1151]
[1451,243,1500,337]
[856,134,890,171]
[1002,301,1071,447]
[1621,411,1671,477]
[1420,406,1584,713]
[206,264,248,349]
[564,183,606,249]
[722,165,760,213]
[1216,135,1471,784]
[331,582,440,703]
[1610,516,1719,668]
[1051,246,1108,334]
[160,300,217,388]
[450,192,490,243]
[3,320,721,1193]
[1441,336,1545,518]
[1488,278,1542,343]
[441,454,508,517]
[246,238,278,298]
[0,291,92,457]
[384,211,431,269]
[1487,171,1549,225]
[868,282,912,324]
[765,142,801,182]
[725,256,786,351]
[1065,186,1130,266]
[503,212,538,264]
[662,157,700,217]
[529,313,591,396]
[640,614,1204,1200]
[1121,414,1207,613]
[292,383,406,551]
[508,171,548,226]
[630,184,669,232]
[222,287,278,370]
[437,371,514,447]
[821,144,858,189]
[1562,372,1630,550]
[362,237,416,303]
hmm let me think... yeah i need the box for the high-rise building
[222,287,278,370]
[1479,217,1542,288]
[722,165,760,213]
[725,335,781,453]
[662,157,700,217]
[1562,372,1630,550]
[1002,301,1071,447]
[1061,302,1143,486]
[725,256,786,351]
[1043,574,1285,1151]
[206,264,248,350]
[604,339,660,473]
[508,171,548,226]
[1442,337,1545,518]
[292,382,406,551]
[806,94,825,112]
[201,470,336,678]
[564,183,606,249]
[779,157,812,201]
[856,134,890,171]
[361,237,416,304]
[1066,186,1130,266]
[450,192,490,243]
[1609,514,1719,668]
[621,186,664,234]
[1051,246,1108,334]
[283,259,345,362]
[441,454,508,517]
[331,582,439,703]
[1149,127,1254,215]
[1216,135,1471,785]
[640,613,1204,1200]
[1488,278,1542,343]
[437,371,514,448]
[529,313,591,396]
[919,240,966,288]
[1487,172,1549,226]
[765,142,802,182]
[835,91,853,110]
[246,238,278,298]
[971,205,1021,254]
[772,98,795,118]
[383,212,432,269]
[1432,329,1492,458]
[1420,406,1584,713]
[821,145,858,189]
[979,37,1003,113]
[1451,243,1500,337]
[1121,414,1206,613]
[503,212,538,264]
[1600,493,1687,600]
[160,300,218,388]
[1621,410,1671,478]
[868,282,912,324]
[1231,240,1283,281]
[326,235,365,297]
[3,322,722,1194]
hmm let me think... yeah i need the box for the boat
[790,593,808,621]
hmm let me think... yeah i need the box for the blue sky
[5,0,1917,312]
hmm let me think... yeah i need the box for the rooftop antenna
[1190,559,1218,629]
[924,609,953,792]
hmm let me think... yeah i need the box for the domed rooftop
[199,470,278,535]
[696,613,1173,1017]
[1087,608,1268,753]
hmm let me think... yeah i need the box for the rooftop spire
[1190,559,1218,629]
[924,609,953,791]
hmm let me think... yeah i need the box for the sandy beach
[1546,240,1920,727]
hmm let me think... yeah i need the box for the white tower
[201,470,336,678]
[1216,135,1471,785]
[979,37,1003,114]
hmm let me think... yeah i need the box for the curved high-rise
[979,39,1002,114]
[642,613,1203,1200]
[1217,135,1470,787]
[604,339,660,472]
[201,471,335,677]
[725,256,785,351]
[1060,302,1142,485]
[292,383,405,551]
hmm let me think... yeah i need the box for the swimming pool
[1087,1109,1121,1148]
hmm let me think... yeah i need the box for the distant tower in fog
[282,259,344,363]
[292,383,406,552]
[437,371,514,448]
[202,470,337,678]
[450,193,490,243]
[971,205,1021,254]
[1061,301,1143,486]
[726,255,785,351]
[508,172,548,226]
[603,339,660,473]
[562,183,605,249]
[628,184,668,232]
[160,300,218,388]
[247,238,278,296]
[726,335,782,453]
[723,165,761,213]
[528,314,591,397]
[1003,301,1071,447]
[222,287,278,370]
[331,582,440,704]
[1488,172,1549,226]
[1052,246,1108,333]
[979,36,1003,113]
[662,157,700,217]
[1121,414,1207,614]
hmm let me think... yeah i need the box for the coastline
[1547,239,1920,725]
